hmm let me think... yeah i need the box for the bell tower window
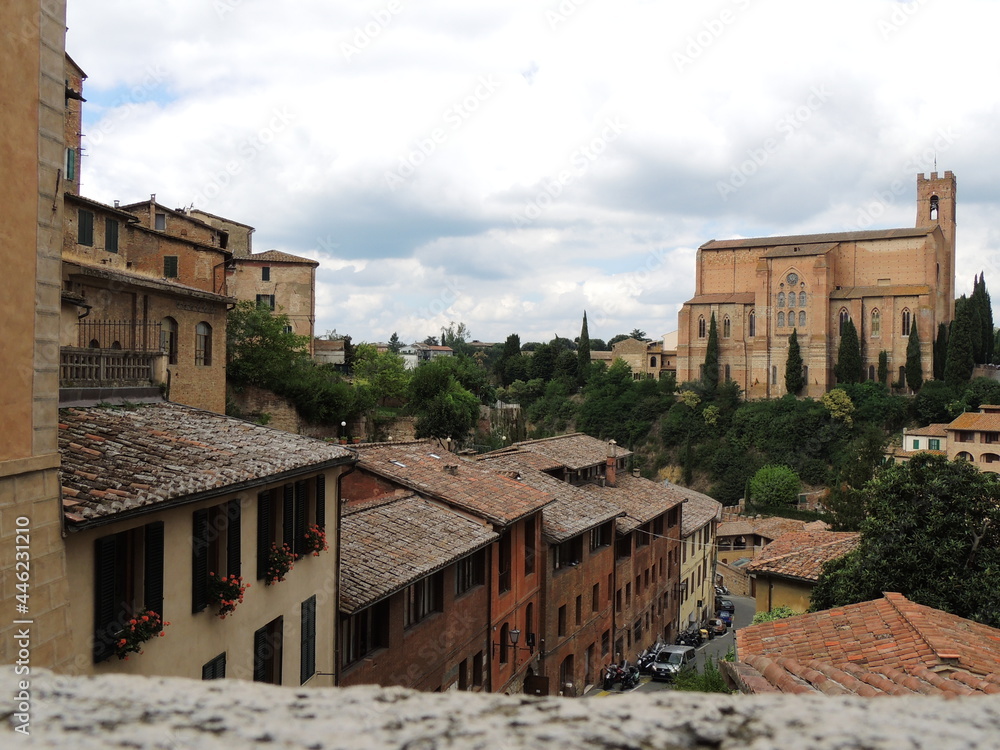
[930,195,939,221]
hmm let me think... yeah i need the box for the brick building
[677,173,956,398]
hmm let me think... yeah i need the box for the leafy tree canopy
[227,300,310,387]
[749,464,801,508]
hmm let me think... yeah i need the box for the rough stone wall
[6,667,1000,749]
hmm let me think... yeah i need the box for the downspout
[333,457,357,687]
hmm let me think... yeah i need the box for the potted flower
[114,608,168,660]
[207,572,250,618]
[266,542,297,585]
[302,524,329,556]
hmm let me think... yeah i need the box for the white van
[650,645,696,681]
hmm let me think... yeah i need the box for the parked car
[716,597,735,613]
[706,618,727,636]
[650,645,696,681]
[718,610,734,627]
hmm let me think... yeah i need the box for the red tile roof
[351,442,554,526]
[948,410,1000,432]
[489,433,632,471]
[578,474,684,533]
[906,423,949,437]
[239,249,318,266]
[701,226,934,251]
[734,593,1000,696]
[744,532,860,582]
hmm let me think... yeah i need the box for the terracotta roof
[64,260,233,304]
[829,285,930,299]
[744,532,859,582]
[488,433,633,472]
[475,453,623,542]
[683,293,756,306]
[579,474,684,534]
[339,492,498,613]
[351,443,554,526]
[59,402,353,526]
[735,593,1000,696]
[239,249,319,266]
[717,516,819,541]
[700,226,934,251]
[948,410,1000,432]
[668,483,723,536]
[478,447,563,473]
[906,424,950,437]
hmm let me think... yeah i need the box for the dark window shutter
[227,500,242,579]
[257,491,271,581]
[144,522,165,618]
[202,652,226,680]
[294,481,308,556]
[300,596,316,684]
[314,473,326,530]
[93,535,119,663]
[192,509,210,613]
[282,483,294,551]
[253,625,268,682]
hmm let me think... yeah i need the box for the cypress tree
[905,318,923,392]
[834,318,862,385]
[934,322,948,380]
[978,273,994,363]
[703,313,719,393]
[944,306,976,390]
[784,328,804,395]
[577,311,591,387]
[878,350,889,386]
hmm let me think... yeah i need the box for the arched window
[698,316,706,338]
[839,309,850,335]
[777,311,785,327]
[930,195,939,221]
[798,310,806,328]
[160,317,178,365]
[868,365,876,381]
[748,311,756,337]
[88,338,100,349]
[777,292,785,308]
[788,292,796,309]
[650,356,657,368]
[724,364,731,382]
[722,316,731,338]
[799,291,806,306]
[871,309,881,337]
[899,365,907,386]
[901,309,911,336]
[195,322,212,366]
[110,341,121,350]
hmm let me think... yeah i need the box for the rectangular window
[300,595,316,684]
[653,514,664,537]
[498,531,511,593]
[202,653,226,680]
[913,439,920,450]
[78,209,94,246]
[192,500,241,614]
[472,650,484,687]
[65,147,76,181]
[195,323,212,366]
[557,605,567,637]
[458,659,469,691]
[592,583,600,612]
[93,522,164,663]
[929,439,941,450]
[601,630,610,655]
[455,549,486,595]
[615,588,622,612]
[105,218,119,253]
[262,266,271,281]
[636,522,651,547]
[575,595,582,626]
[253,617,283,685]
[625,582,631,606]
[616,534,631,560]
[256,294,276,310]
[403,572,443,628]
[155,212,166,231]
[341,600,389,667]
[590,522,611,550]
[524,516,536,576]
[163,256,178,278]
[553,534,583,570]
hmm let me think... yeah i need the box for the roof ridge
[882,593,962,665]
[749,533,858,567]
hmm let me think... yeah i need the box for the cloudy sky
[66,0,1000,346]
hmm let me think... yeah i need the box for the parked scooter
[618,661,640,691]
[675,628,703,648]
[602,662,618,691]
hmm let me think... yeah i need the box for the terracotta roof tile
[59,403,353,525]
[948,410,1000,432]
[488,433,632,472]
[578,474,685,533]
[701,226,934,251]
[239,249,319,265]
[744,532,860,582]
[906,424,950,437]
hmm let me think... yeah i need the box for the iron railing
[76,319,163,353]
[60,347,159,386]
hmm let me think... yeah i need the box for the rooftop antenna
[934,152,937,171]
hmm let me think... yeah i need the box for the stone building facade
[677,173,956,398]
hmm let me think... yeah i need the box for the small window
[929,439,941,450]
[930,195,939,221]
[524,516,536,576]
[839,309,850,335]
[698,316,706,338]
[799,291,806,306]
[748,310,756,337]
[777,292,785,308]
[256,294,275,311]
[901,309,911,337]
[558,605,567,636]
[777,311,785,328]
[164,256,179,278]
[912,439,920,450]
[798,310,806,328]
[262,266,271,281]
[455,549,486,595]
[66,147,76,181]
[253,617,283,685]
[78,209,94,246]
[722,316,731,338]
[155,212,166,231]
[160,317,178,365]
[871,309,881,337]
[105,218,119,253]
[403,572,443,628]
[300,595,316,684]
[195,322,212,366]
[202,653,226,680]
[788,292,796,309]
[771,365,777,385]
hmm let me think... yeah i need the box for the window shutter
[144,522,165,618]
[192,509,210,613]
[227,499,242,579]
[257,491,271,581]
[93,535,118,663]
[282,483,294,551]
[253,625,268,682]
[202,653,226,680]
[294,481,308,556]
[314,473,326,529]
[300,596,316,684]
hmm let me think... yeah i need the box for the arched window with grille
[195,322,212,366]
[722,316,731,338]
[871,309,881,337]
[777,311,785,328]
[901,308,911,336]
[839,309,850,335]
[788,292,796,309]
[799,291,806,306]
[748,310,756,337]
[698,316,706,338]
[777,292,785,308]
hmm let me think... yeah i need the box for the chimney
[442,464,458,476]
[606,440,617,487]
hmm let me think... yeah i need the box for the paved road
[586,594,756,696]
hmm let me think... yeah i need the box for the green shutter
[192,509,210,613]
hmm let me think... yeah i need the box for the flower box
[208,572,249,618]
[114,608,168,660]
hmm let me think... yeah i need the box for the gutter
[333,455,357,687]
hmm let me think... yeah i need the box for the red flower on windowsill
[302,524,329,556]
[208,572,250,618]
[266,542,297,585]
[114,608,167,660]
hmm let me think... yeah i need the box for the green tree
[227,300,310,387]
[834,318,862,384]
[821,388,855,427]
[352,345,410,406]
[496,334,522,387]
[748,464,800,509]
[441,321,473,357]
[826,425,886,531]
[387,332,402,353]
[913,380,956,426]
[934,323,948,379]
[944,304,975,390]
[408,358,481,441]
[751,605,801,624]
[905,318,923,392]
[877,350,889,386]
[811,454,1000,627]
[977,273,994,364]
[577,311,592,386]
[784,328,804,395]
[629,328,648,341]
[703,313,719,393]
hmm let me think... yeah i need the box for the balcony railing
[60,347,162,386]
[76,319,162,352]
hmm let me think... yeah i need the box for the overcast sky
[66,0,1000,346]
